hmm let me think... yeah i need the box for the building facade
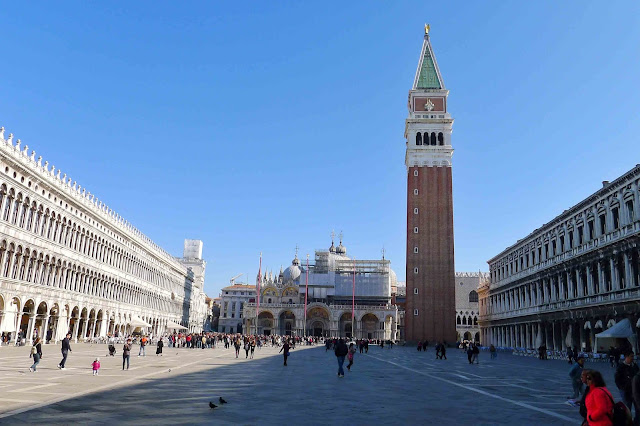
[479,165,640,352]
[0,126,208,344]
[178,239,208,332]
[405,26,456,343]
[244,237,398,339]
[455,272,486,343]
[218,284,256,334]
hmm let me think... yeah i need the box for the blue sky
[1,2,639,298]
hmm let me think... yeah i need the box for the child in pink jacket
[92,358,101,376]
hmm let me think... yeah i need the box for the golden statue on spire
[424,24,430,35]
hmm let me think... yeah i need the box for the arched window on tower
[438,132,444,145]
[469,290,478,303]
[462,316,467,325]
[416,132,422,146]
[456,316,461,325]
[430,133,437,145]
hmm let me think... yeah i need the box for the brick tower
[404,25,456,344]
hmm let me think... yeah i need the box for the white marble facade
[0,126,208,344]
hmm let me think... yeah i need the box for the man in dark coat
[334,338,348,377]
[58,333,72,369]
[615,350,639,421]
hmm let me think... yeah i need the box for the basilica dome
[283,254,302,283]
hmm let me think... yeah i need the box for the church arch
[416,132,422,146]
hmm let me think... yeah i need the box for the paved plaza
[0,342,619,425]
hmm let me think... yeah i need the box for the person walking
[471,343,480,364]
[234,337,241,359]
[29,338,42,372]
[279,340,290,366]
[244,340,250,359]
[334,338,348,377]
[467,344,474,364]
[92,358,101,376]
[58,333,72,370]
[490,344,497,360]
[138,335,147,357]
[123,339,132,370]
[584,370,615,426]
[568,355,586,402]
[615,350,638,421]
[347,343,356,371]
[250,339,256,359]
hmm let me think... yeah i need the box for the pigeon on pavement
[209,402,218,409]
[219,397,227,404]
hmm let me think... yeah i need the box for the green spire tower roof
[412,32,445,90]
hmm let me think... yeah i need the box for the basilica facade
[243,238,398,340]
[479,165,640,352]
[0,126,208,344]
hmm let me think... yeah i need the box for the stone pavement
[0,342,621,425]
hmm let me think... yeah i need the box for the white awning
[584,321,592,330]
[166,320,187,330]
[130,316,151,328]
[594,320,603,329]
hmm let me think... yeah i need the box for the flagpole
[256,252,262,335]
[304,254,309,338]
[352,257,356,339]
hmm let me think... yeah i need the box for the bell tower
[404,25,456,343]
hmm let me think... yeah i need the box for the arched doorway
[20,299,35,340]
[361,313,379,340]
[34,301,48,341]
[0,294,4,334]
[463,331,472,341]
[47,304,60,343]
[306,307,330,337]
[279,311,295,336]
[339,312,353,338]
[474,332,480,343]
[258,311,274,335]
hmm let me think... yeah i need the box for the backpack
[602,389,632,426]
[30,346,37,355]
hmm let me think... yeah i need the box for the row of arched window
[416,132,444,146]
[0,182,183,294]
[457,315,478,326]
[0,238,177,311]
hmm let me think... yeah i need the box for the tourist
[138,335,147,357]
[364,340,369,353]
[471,344,480,364]
[58,333,72,370]
[234,337,241,358]
[29,338,42,372]
[347,343,356,371]
[156,338,164,356]
[567,347,575,365]
[250,339,256,359]
[584,370,615,426]
[615,350,638,417]
[467,344,473,364]
[568,356,585,401]
[335,338,348,377]
[244,340,250,359]
[123,339,132,370]
[489,344,497,359]
[422,340,428,352]
[417,340,422,352]
[279,340,290,366]
[92,358,101,376]
[578,369,592,419]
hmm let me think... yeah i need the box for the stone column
[42,315,50,342]
[624,251,633,288]
[91,320,98,339]
[586,265,594,294]
[611,256,620,291]
[597,261,604,293]
[25,314,36,345]
[576,269,583,297]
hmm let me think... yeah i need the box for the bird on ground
[168,369,172,372]
[219,397,227,404]
[209,402,218,409]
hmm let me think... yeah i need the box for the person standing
[58,333,72,370]
[123,339,132,370]
[156,338,164,356]
[615,350,639,420]
[234,337,241,359]
[250,339,256,359]
[347,343,356,371]
[568,356,585,402]
[92,358,101,376]
[490,344,497,360]
[471,343,480,364]
[334,338,348,377]
[279,340,290,366]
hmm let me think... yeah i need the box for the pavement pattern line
[0,351,231,420]
[365,353,575,423]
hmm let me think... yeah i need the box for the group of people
[568,348,640,425]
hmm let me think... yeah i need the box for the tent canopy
[166,320,187,330]
[130,316,151,328]
[595,318,637,353]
